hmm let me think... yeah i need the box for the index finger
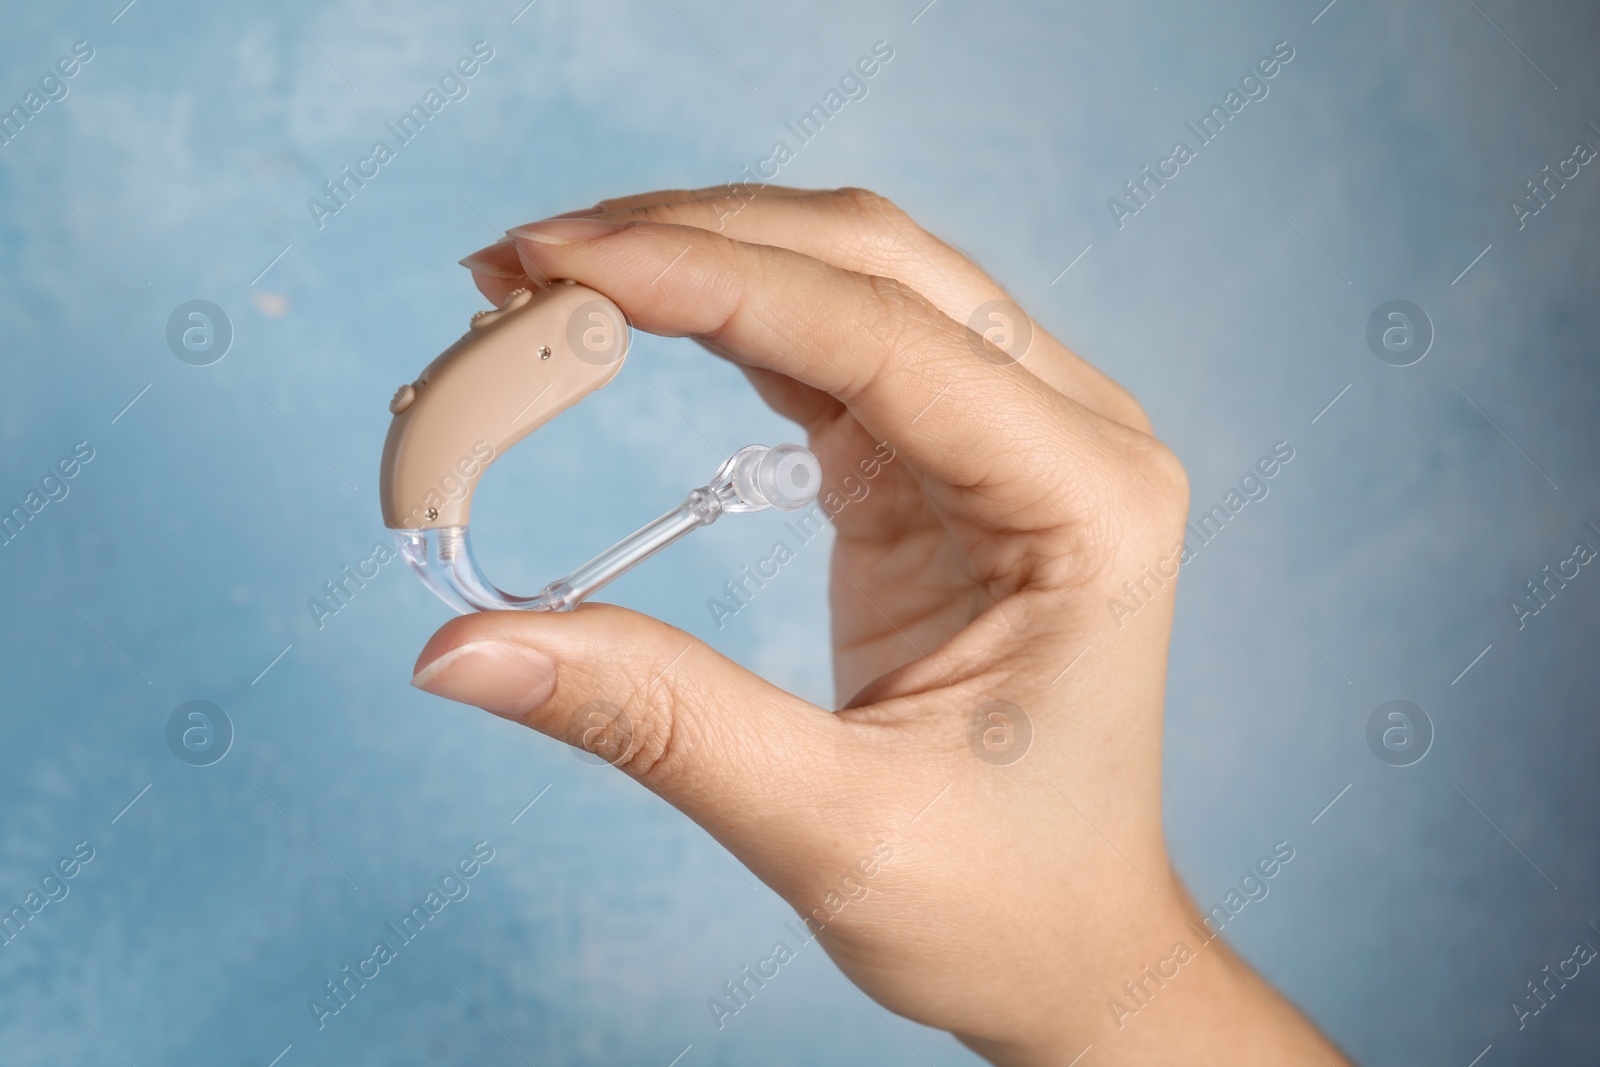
[508,217,1126,515]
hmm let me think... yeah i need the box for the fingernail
[549,204,604,218]
[507,217,632,245]
[458,241,525,277]
[411,640,557,719]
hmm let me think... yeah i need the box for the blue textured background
[2,1,1597,1063]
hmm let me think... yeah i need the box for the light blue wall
[2,1,1597,1063]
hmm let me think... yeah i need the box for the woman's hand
[414,187,1348,1065]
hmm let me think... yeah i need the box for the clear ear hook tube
[378,282,821,614]
[395,443,820,614]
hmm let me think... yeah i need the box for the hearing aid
[379,280,823,614]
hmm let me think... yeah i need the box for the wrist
[959,885,1347,1067]
[950,866,1193,1064]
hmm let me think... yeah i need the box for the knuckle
[835,186,894,211]
[833,187,915,234]
[864,271,922,317]
[849,275,949,379]
[606,667,695,788]
[620,200,692,224]
[659,190,748,228]
[1125,434,1191,525]
[1107,385,1154,435]
[690,236,760,343]
[1041,410,1189,557]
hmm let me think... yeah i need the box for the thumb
[410,603,841,844]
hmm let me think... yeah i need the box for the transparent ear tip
[749,443,821,511]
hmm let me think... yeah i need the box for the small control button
[469,287,535,330]
[389,383,416,414]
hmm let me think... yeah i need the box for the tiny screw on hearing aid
[378,282,824,614]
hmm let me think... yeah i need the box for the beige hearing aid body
[378,280,823,615]
[380,281,629,530]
